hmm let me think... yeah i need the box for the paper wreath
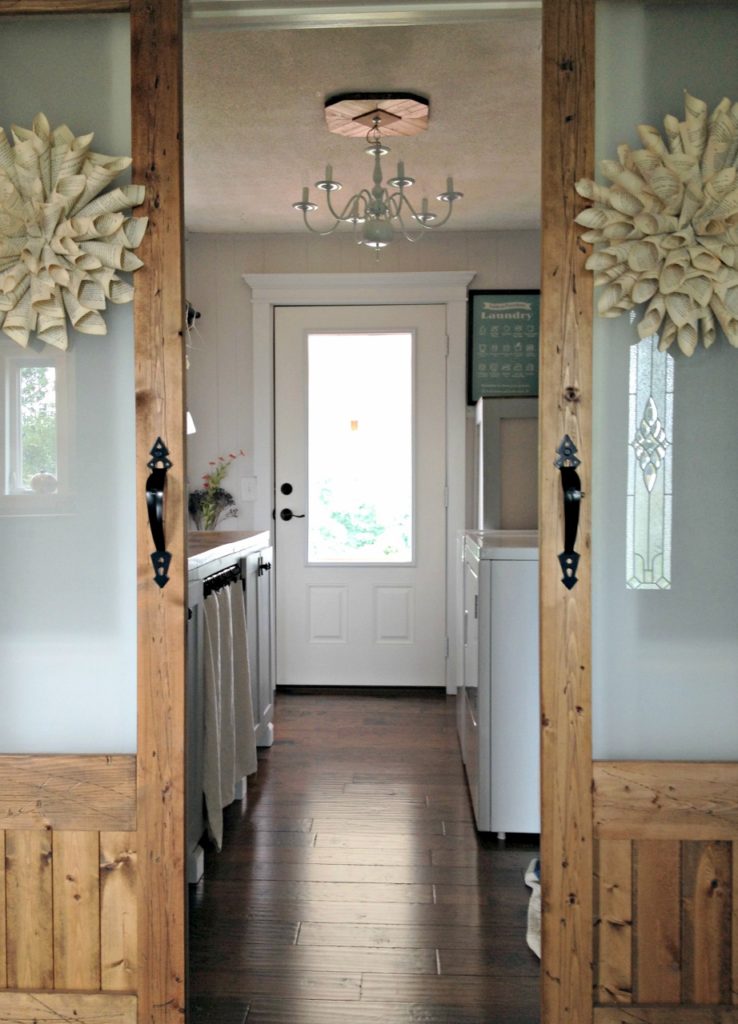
[575,93,738,356]
[0,112,147,350]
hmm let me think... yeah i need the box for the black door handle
[555,435,584,590]
[146,437,172,588]
[280,508,305,521]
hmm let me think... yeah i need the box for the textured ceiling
[183,16,542,233]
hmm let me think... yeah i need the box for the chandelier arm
[396,190,457,230]
[387,193,429,242]
[325,189,369,222]
[300,209,342,237]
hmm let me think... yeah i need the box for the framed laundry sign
[467,290,540,402]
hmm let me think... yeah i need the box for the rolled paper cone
[580,229,606,244]
[602,221,637,241]
[677,321,698,356]
[632,276,659,304]
[626,240,660,273]
[683,274,712,307]
[609,186,643,217]
[701,308,716,348]
[649,169,683,211]
[664,291,695,328]
[663,115,683,154]
[638,294,666,337]
[659,263,686,294]
[108,278,134,304]
[689,248,720,274]
[637,124,669,159]
[585,250,620,271]
[634,211,679,235]
[123,215,148,248]
[77,279,106,310]
[657,317,677,351]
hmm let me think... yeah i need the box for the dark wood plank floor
[188,689,540,1023]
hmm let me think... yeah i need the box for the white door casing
[274,305,447,688]
[244,271,475,694]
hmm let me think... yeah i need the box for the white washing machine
[458,530,540,835]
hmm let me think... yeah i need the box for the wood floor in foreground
[188,689,540,1023]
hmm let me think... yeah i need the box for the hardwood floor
[188,689,540,1023]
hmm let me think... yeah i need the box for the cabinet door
[245,548,274,747]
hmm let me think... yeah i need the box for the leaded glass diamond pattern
[626,333,674,589]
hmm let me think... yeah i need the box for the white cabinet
[459,531,540,835]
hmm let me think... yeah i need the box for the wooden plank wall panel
[682,842,732,1005]
[596,840,633,1004]
[100,832,138,991]
[0,992,137,1023]
[52,832,101,990]
[5,830,54,989]
[539,0,595,1021]
[0,755,136,831]
[594,763,738,841]
[635,841,682,1004]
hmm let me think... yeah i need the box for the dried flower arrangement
[189,449,245,531]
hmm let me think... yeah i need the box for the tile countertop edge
[188,530,271,579]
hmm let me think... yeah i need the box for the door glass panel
[307,331,414,564]
[592,1,738,760]
[0,15,136,753]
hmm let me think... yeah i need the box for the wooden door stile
[539,0,595,1021]
[131,0,187,1021]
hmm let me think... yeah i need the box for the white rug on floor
[525,857,541,958]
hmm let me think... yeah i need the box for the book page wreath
[0,112,147,350]
[575,92,738,356]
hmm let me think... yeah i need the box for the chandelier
[292,92,462,251]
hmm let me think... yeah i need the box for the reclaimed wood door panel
[0,827,137,995]
[541,4,738,1024]
[0,3,185,1024]
[593,762,738,1012]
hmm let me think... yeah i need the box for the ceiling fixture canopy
[293,92,462,251]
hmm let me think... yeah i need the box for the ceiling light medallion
[293,92,462,252]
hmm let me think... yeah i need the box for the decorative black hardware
[257,558,272,577]
[280,482,293,495]
[280,508,305,521]
[203,562,242,598]
[146,437,172,588]
[555,434,584,590]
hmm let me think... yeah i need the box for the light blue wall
[592,2,738,758]
[0,16,137,752]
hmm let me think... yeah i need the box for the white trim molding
[243,270,475,693]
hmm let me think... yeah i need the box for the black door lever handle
[280,508,305,521]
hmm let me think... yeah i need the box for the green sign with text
[468,290,540,402]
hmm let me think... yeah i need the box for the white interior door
[275,304,447,687]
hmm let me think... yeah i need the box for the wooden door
[0,4,185,1024]
[540,2,738,1022]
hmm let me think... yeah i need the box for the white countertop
[464,529,539,560]
[188,530,271,580]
